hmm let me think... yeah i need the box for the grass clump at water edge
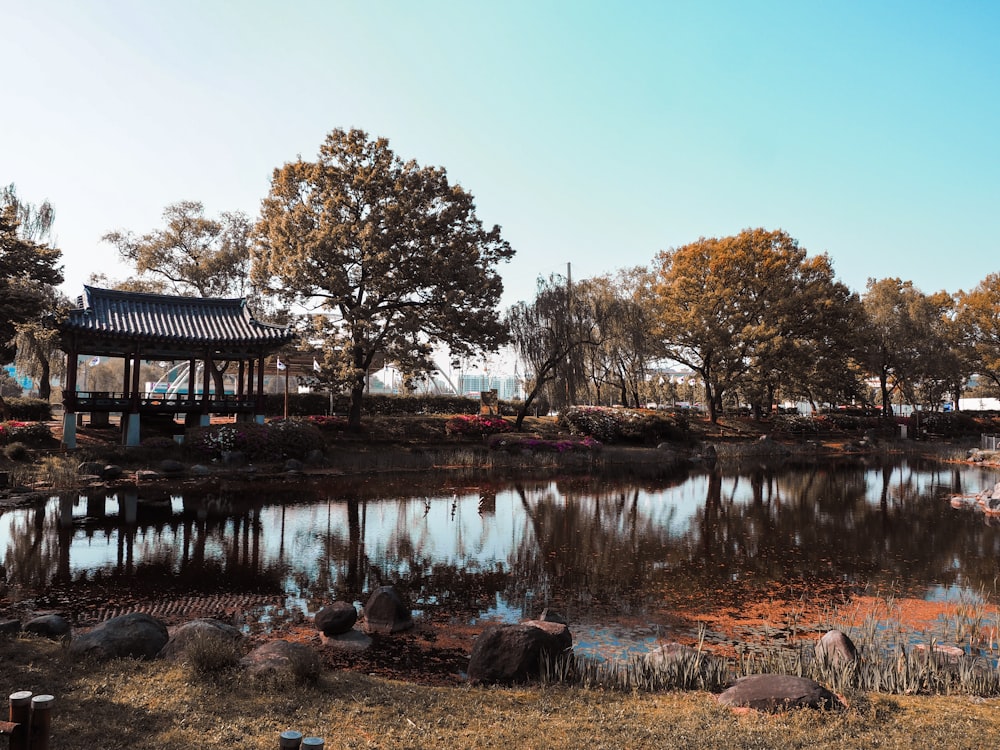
[6,635,1000,750]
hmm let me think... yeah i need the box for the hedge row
[559,406,689,444]
[2,398,53,422]
[261,393,521,417]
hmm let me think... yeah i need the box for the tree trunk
[348,378,365,430]
[879,372,893,417]
[0,393,9,420]
[38,357,52,401]
[705,380,718,423]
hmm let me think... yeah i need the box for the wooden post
[29,694,54,750]
[301,738,324,749]
[8,691,32,750]
[279,729,303,748]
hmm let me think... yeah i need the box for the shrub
[488,433,602,453]
[0,420,54,446]
[265,419,325,458]
[185,419,324,461]
[5,398,53,422]
[185,422,271,460]
[140,436,179,451]
[2,441,30,461]
[559,406,687,444]
[445,414,513,437]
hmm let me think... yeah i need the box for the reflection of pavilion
[58,286,293,447]
[50,491,275,595]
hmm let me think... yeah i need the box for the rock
[159,618,245,661]
[190,464,212,476]
[69,612,168,661]
[241,640,320,681]
[467,620,573,685]
[913,643,965,666]
[320,630,372,652]
[0,619,22,637]
[815,629,858,667]
[134,469,161,482]
[717,674,843,712]
[644,641,704,670]
[284,458,305,473]
[77,461,104,476]
[23,614,72,640]
[158,459,185,475]
[221,450,246,467]
[362,586,414,634]
[537,608,567,625]
[101,464,124,480]
[315,602,358,636]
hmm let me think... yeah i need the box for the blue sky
[3,0,998,308]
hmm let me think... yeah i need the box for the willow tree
[507,274,605,430]
[253,128,514,428]
[0,196,63,416]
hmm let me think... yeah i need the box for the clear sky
[3,0,998,309]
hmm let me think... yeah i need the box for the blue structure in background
[2,364,34,392]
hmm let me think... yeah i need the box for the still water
[3,457,999,659]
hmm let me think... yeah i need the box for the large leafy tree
[859,278,958,416]
[955,273,1000,395]
[253,128,514,428]
[102,200,254,298]
[648,228,857,422]
[0,190,63,416]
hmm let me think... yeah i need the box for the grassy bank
[5,637,1000,750]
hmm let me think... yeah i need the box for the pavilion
[58,286,294,448]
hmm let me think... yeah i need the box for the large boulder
[315,602,358,636]
[159,618,245,661]
[467,620,573,685]
[69,612,168,661]
[815,629,858,667]
[644,641,703,670]
[717,674,843,712]
[241,640,320,682]
[362,586,413,634]
[23,614,72,640]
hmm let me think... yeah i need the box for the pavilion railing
[72,391,259,413]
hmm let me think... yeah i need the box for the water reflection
[2,459,1000,648]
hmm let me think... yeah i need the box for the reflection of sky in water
[4,460,1000,645]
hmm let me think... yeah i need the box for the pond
[2,456,999,660]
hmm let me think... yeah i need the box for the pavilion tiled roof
[60,286,293,355]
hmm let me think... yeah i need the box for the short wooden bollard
[279,730,324,749]
[29,695,55,750]
[7,691,33,750]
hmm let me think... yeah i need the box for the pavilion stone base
[123,412,141,448]
[61,412,77,449]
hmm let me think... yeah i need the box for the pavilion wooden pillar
[124,349,142,447]
[60,346,80,448]
[201,354,212,426]
[255,353,266,423]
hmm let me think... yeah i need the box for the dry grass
[5,636,1000,749]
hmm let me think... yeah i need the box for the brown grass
[5,636,1000,749]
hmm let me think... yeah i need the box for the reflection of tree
[509,484,673,616]
[4,462,1000,623]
